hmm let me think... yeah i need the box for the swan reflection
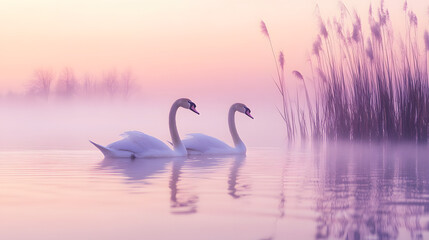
[169,157,198,214]
[227,155,249,199]
[98,157,174,182]
[97,156,201,215]
[169,154,249,214]
[96,153,250,215]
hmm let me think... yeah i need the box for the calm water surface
[1,143,429,240]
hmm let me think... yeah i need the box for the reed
[261,21,296,140]
[263,1,429,142]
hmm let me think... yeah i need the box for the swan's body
[182,103,253,155]
[90,98,199,158]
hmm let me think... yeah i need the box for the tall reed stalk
[261,21,296,140]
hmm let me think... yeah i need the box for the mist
[0,95,286,151]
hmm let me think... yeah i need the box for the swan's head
[179,98,199,115]
[235,103,253,119]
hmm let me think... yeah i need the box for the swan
[90,98,199,158]
[182,103,253,155]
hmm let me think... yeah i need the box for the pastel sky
[1,0,426,94]
[0,0,310,93]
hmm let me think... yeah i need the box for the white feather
[182,133,237,155]
[90,98,197,158]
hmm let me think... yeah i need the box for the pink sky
[0,0,427,94]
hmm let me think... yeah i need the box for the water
[1,143,429,240]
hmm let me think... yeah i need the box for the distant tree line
[4,68,139,102]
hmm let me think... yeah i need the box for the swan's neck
[169,100,186,154]
[228,106,246,151]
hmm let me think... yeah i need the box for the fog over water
[0,96,285,150]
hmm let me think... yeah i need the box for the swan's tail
[90,140,113,158]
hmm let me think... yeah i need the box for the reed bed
[262,1,429,142]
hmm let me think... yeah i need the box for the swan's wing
[106,137,144,153]
[93,131,173,158]
[120,131,172,152]
[182,133,233,153]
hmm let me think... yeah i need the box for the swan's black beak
[189,101,200,115]
[245,108,254,119]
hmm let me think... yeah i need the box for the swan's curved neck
[228,105,245,149]
[169,100,185,153]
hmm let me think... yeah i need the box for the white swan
[182,103,253,155]
[90,98,199,158]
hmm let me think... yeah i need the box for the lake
[1,142,429,240]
